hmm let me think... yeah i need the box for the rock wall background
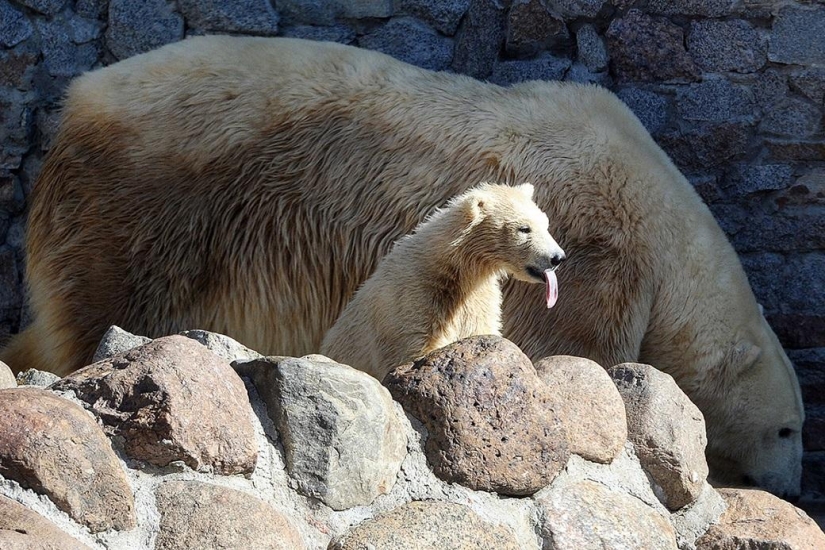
[0,0,822,500]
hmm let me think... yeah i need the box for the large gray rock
[722,163,793,197]
[671,482,727,550]
[281,24,355,44]
[397,0,469,36]
[0,495,92,550]
[550,0,605,18]
[106,0,183,60]
[505,0,568,59]
[16,368,60,387]
[606,10,698,83]
[180,329,262,364]
[179,0,279,35]
[0,388,135,532]
[359,17,454,72]
[385,336,569,496]
[237,355,406,510]
[536,480,678,549]
[451,0,507,79]
[0,2,33,48]
[688,19,766,73]
[677,79,755,122]
[53,335,258,475]
[759,97,822,138]
[697,488,825,550]
[329,501,520,550]
[647,0,733,17]
[576,24,608,72]
[93,325,151,362]
[616,87,670,135]
[489,52,570,86]
[791,69,825,104]
[15,0,65,15]
[609,363,709,511]
[535,355,626,464]
[155,481,305,550]
[769,6,825,66]
[0,360,14,388]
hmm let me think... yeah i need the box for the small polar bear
[321,183,565,380]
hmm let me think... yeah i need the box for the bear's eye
[518,226,531,234]
[778,428,793,439]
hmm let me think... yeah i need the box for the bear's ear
[730,341,762,372]
[464,195,485,224]
[515,183,534,199]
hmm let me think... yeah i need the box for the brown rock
[535,355,626,463]
[606,9,699,83]
[0,495,92,550]
[155,480,305,550]
[505,0,569,58]
[329,500,520,550]
[536,480,678,549]
[385,335,569,496]
[0,360,15,388]
[609,363,709,510]
[52,335,257,474]
[0,388,135,532]
[697,488,825,550]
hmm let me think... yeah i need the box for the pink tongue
[545,268,558,309]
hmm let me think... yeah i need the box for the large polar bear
[321,183,565,380]
[1,37,804,498]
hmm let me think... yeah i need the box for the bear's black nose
[550,253,566,268]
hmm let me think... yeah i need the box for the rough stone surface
[106,0,184,61]
[616,87,670,135]
[606,10,699,83]
[488,52,570,86]
[359,17,454,72]
[0,2,34,48]
[677,79,755,122]
[769,6,825,66]
[697,488,825,550]
[385,335,569,496]
[15,368,59,387]
[609,362,709,510]
[155,481,305,550]
[0,388,135,532]
[237,355,407,510]
[688,19,766,73]
[551,0,605,18]
[760,97,822,139]
[535,355,626,464]
[648,0,733,17]
[659,122,752,171]
[398,0,469,36]
[0,495,91,550]
[671,482,727,550]
[576,24,608,72]
[505,0,568,59]
[723,163,793,198]
[180,329,262,364]
[451,0,507,79]
[536,480,678,549]
[15,0,65,16]
[791,69,825,104]
[92,325,152,362]
[179,0,279,35]
[0,360,14,388]
[564,62,611,87]
[52,335,258,474]
[339,0,393,19]
[280,24,355,44]
[329,501,520,550]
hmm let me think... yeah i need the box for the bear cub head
[451,183,565,298]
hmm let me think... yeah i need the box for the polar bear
[321,183,565,380]
[0,36,804,498]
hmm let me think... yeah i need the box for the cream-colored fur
[321,183,564,380]
[0,36,804,498]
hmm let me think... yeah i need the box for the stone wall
[2,329,824,549]
[0,0,822,499]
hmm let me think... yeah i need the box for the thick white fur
[0,36,804,497]
[321,183,564,380]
